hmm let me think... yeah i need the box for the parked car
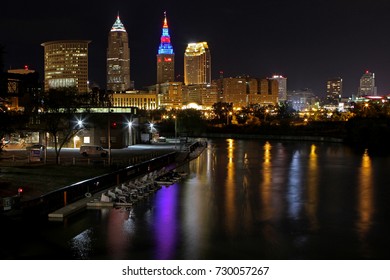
[26,144,45,151]
[79,145,108,157]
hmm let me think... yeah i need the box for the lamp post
[108,108,111,165]
[227,111,232,125]
[128,121,133,146]
[173,115,177,150]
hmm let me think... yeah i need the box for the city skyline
[2,0,390,97]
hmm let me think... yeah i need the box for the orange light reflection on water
[357,149,373,240]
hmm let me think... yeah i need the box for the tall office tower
[107,15,131,92]
[41,40,90,93]
[358,70,377,96]
[326,77,343,105]
[269,75,287,102]
[184,42,211,85]
[156,12,175,84]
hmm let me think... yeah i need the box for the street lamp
[227,111,232,125]
[173,115,177,150]
[128,121,133,146]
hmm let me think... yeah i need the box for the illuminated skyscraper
[157,12,175,84]
[107,15,131,92]
[326,77,342,105]
[184,42,211,85]
[41,40,90,93]
[358,70,377,96]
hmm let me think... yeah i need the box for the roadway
[1,143,181,166]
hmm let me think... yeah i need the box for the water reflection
[4,138,389,260]
[357,149,373,240]
[260,141,273,221]
[225,139,236,236]
[307,144,319,230]
[287,151,303,220]
[69,228,93,259]
[154,182,178,259]
[106,209,131,259]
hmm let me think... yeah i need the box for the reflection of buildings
[107,15,131,92]
[358,70,377,97]
[184,42,211,85]
[357,150,373,240]
[156,12,175,84]
[41,40,90,93]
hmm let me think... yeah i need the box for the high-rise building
[326,77,342,105]
[41,40,90,93]
[358,70,377,96]
[269,75,287,102]
[157,12,175,84]
[107,15,131,92]
[184,42,211,85]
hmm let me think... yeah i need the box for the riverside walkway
[46,140,207,220]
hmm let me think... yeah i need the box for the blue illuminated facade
[158,12,174,55]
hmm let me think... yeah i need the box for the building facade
[358,70,377,96]
[287,89,319,111]
[216,76,278,108]
[326,77,342,105]
[107,15,131,92]
[182,83,218,109]
[156,12,175,84]
[7,66,41,111]
[111,91,157,110]
[184,42,211,85]
[157,82,183,109]
[41,40,90,93]
[252,79,279,105]
[268,75,287,102]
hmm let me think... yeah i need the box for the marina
[47,142,205,220]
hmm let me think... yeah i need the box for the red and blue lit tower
[157,12,175,84]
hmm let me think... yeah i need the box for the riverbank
[0,144,180,201]
[0,140,207,215]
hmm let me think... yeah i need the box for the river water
[1,138,390,260]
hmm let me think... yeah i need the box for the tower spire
[158,12,173,55]
[156,12,175,84]
[111,13,126,32]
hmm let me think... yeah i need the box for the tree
[176,109,206,136]
[0,45,5,97]
[212,102,233,124]
[40,87,86,164]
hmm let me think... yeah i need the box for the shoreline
[0,141,206,216]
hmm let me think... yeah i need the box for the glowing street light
[128,121,133,146]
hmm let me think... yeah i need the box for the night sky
[2,0,390,97]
